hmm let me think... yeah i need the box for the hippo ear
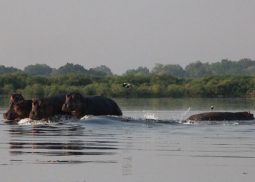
[9,95,14,104]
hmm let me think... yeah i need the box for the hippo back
[85,96,122,116]
[187,112,254,121]
[62,93,122,118]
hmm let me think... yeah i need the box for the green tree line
[1,72,255,98]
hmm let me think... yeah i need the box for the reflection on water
[7,123,119,164]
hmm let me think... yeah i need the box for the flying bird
[122,82,132,88]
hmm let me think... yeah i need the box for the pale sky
[0,0,255,74]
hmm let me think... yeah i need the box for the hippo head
[3,103,18,120]
[62,93,83,117]
[9,93,25,105]
[29,98,51,120]
[3,94,25,121]
[242,112,254,120]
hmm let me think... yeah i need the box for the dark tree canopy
[185,61,212,77]
[89,65,113,76]
[152,63,186,77]
[54,63,88,75]
[24,64,53,76]
[0,65,21,74]
[125,66,150,76]
[1,58,255,78]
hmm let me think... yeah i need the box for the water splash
[80,115,93,120]
[182,120,196,125]
[143,113,158,120]
[179,107,191,123]
[18,115,78,125]
[18,118,49,125]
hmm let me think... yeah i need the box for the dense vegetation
[1,59,255,98]
[0,73,255,98]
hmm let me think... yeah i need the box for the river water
[0,97,255,182]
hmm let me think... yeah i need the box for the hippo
[187,112,254,121]
[29,94,67,120]
[7,93,25,104]
[62,93,122,118]
[3,94,32,121]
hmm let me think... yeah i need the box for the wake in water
[18,115,79,125]
[14,111,255,126]
[183,119,255,125]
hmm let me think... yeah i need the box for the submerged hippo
[3,93,32,121]
[29,94,67,120]
[187,112,254,121]
[62,93,122,118]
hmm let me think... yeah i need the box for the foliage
[53,63,88,75]
[1,58,255,97]
[89,65,113,76]
[2,58,255,78]
[0,73,255,98]
[152,63,186,77]
[125,66,150,76]
[0,65,21,74]
[24,64,53,76]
